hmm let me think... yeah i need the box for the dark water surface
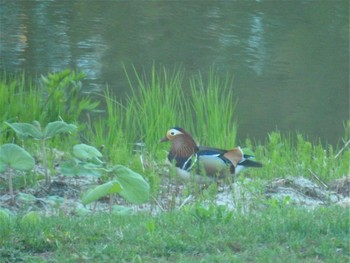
[1,0,349,145]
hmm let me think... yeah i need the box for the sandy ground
[0,166,349,216]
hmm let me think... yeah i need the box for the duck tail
[239,159,263,168]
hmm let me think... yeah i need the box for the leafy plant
[0,70,99,128]
[40,69,100,123]
[61,143,104,178]
[82,164,149,202]
[81,165,150,209]
[0,143,35,204]
[5,120,77,185]
[61,143,150,210]
[113,165,150,204]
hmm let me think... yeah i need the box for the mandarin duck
[160,127,262,181]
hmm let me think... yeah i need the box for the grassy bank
[0,69,349,262]
[1,69,348,184]
[0,205,348,262]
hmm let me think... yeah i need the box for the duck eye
[170,131,175,136]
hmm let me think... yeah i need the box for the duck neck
[170,135,198,161]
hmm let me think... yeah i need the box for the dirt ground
[1,167,349,216]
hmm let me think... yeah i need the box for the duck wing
[197,146,235,175]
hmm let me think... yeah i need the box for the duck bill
[160,136,169,142]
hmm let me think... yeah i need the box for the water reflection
[247,12,265,76]
[0,0,348,145]
[76,35,107,82]
[0,2,27,68]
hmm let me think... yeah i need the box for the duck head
[160,127,186,142]
[160,128,199,169]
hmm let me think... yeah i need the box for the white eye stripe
[168,129,183,136]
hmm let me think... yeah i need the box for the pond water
[1,0,349,145]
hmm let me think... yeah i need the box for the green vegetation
[188,69,237,147]
[0,144,35,204]
[91,65,348,183]
[247,126,350,182]
[85,65,237,160]
[1,68,348,185]
[0,205,348,262]
[0,68,349,262]
[0,131,150,212]
[0,69,99,126]
[6,120,77,185]
[61,143,150,207]
[122,66,237,151]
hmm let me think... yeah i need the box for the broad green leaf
[81,163,103,176]
[44,121,77,139]
[89,156,104,165]
[73,144,103,162]
[0,144,35,171]
[61,161,101,177]
[5,122,43,139]
[82,181,122,205]
[58,162,76,177]
[114,165,150,204]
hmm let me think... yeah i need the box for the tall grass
[189,69,236,148]
[82,65,238,160]
[84,89,132,165]
[0,72,41,124]
[81,65,238,188]
[0,70,99,125]
[123,65,186,152]
[245,126,350,182]
[121,65,237,152]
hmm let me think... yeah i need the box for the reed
[123,65,186,153]
[121,65,238,152]
[188,69,237,148]
[0,72,41,124]
[245,128,350,182]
